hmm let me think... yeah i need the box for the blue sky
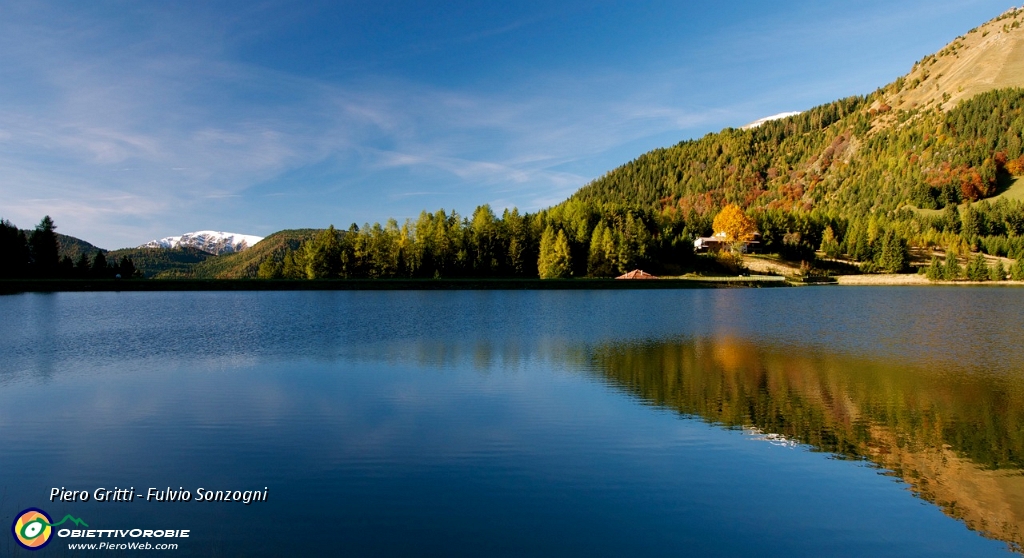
[0,0,1013,248]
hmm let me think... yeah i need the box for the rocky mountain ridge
[142,231,263,255]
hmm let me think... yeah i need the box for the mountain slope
[571,9,1024,223]
[883,8,1024,112]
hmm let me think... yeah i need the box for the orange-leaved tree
[712,204,757,242]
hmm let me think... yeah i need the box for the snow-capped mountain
[142,231,264,255]
[740,111,802,130]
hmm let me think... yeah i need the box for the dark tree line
[0,216,138,279]
[257,202,702,280]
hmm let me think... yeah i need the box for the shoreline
[834,274,1024,286]
[0,277,787,293]
[3,275,1021,293]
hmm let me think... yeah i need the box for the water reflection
[585,337,1024,552]
[309,323,1024,548]
[321,327,1024,548]
[374,335,1024,552]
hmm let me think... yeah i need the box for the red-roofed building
[616,269,658,279]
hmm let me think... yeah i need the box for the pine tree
[75,253,91,277]
[961,203,982,240]
[91,250,108,278]
[876,229,908,273]
[926,256,943,281]
[966,253,989,281]
[1011,258,1024,281]
[943,250,962,280]
[617,214,649,272]
[990,260,1007,281]
[943,203,961,234]
[29,216,59,277]
[118,257,137,279]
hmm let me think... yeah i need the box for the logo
[11,508,88,551]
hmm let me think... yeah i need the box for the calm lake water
[1,287,1022,556]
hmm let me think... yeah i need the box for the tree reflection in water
[589,337,1024,553]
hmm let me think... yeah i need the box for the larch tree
[538,225,571,279]
[819,226,842,259]
[304,225,342,279]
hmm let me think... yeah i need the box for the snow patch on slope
[741,111,802,130]
[142,231,264,255]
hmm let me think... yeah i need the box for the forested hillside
[54,233,104,262]
[105,247,216,278]
[257,87,1024,280]
[572,87,1024,259]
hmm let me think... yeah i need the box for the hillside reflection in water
[389,334,1024,553]
[590,336,1024,551]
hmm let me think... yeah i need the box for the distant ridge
[55,233,104,261]
[18,230,105,261]
[142,230,263,255]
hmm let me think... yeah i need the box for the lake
[1,287,1022,556]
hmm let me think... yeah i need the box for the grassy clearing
[907,177,1024,219]
[911,205,944,217]
[988,176,1024,202]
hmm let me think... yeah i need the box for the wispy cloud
[388,191,438,201]
[3,0,990,248]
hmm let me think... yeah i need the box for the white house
[694,231,762,253]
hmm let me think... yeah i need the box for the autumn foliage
[1006,154,1024,176]
[925,163,995,202]
[712,204,757,242]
